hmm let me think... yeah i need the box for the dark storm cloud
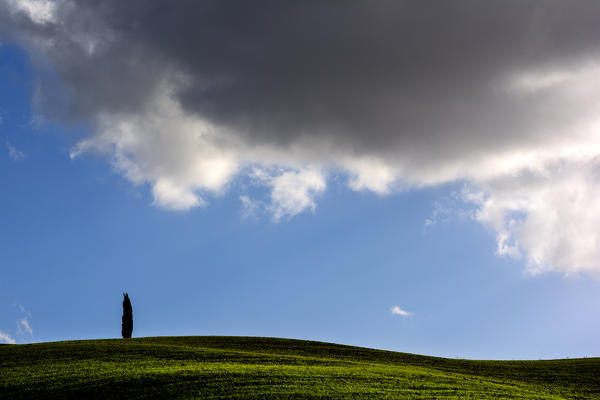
[3,0,600,159]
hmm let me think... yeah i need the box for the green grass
[1,336,599,399]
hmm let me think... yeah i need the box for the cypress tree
[121,293,133,339]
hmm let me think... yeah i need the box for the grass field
[1,336,599,399]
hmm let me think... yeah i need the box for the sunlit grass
[1,336,598,399]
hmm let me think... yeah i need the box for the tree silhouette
[121,293,133,339]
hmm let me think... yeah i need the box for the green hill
[1,336,599,399]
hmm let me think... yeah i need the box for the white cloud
[464,157,600,277]
[7,0,57,25]
[239,195,260,219]
[6,142,25,160]
[0,331,16,344]
[391,305,412,317]
[16,304,31,316]
[424,191,476,230]
[508,70,574,94]
[151,179,205,210]
[70,83,331,221]
[16,317,33,336]
[267,168,326,221]
[71,81,240,211]
[345,157,397,195]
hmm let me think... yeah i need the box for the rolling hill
[1,336,599,399]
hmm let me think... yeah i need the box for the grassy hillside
[1,336,599,399]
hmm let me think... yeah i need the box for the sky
[1,0,599,360]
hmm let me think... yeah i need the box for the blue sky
[1,1,600,360]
